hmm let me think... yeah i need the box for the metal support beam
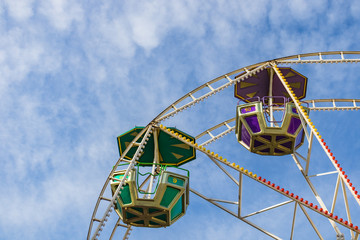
[209,157,239,186]
[269,68,274,127]
[242,200,293,218]
[331,174,341,214]
[290,203,298,240]
[341,178,354,239]
[292,154,341,235]
[305,131,314,175]
[238,172,243,217]
[299,204,324,240]
[190,188,282,240]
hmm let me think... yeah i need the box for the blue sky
[1,0,360,239]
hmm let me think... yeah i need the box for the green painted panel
[113,174,129,182]
[132,207,143,214]
[119,184,132,205]
[154,213,167,222]
[148,208,159,214]
[125,211,137,220]
[158,128,196,166]
[134,220,144,225]
[160,186,180,208]
[117,126,196,166]
[115,200,122,215]
[171,195,184,221]
[168,176,184,186]
[117,127,155,164]
[149,221,160,225]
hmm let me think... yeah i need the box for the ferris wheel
[87,51,360,240]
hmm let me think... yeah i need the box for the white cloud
[4,0,34,21]
[1,1,360,239]
[39,0,84,31]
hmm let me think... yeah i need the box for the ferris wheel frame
[87,51,360,240]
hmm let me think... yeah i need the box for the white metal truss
[88,51,360,240]
[158,127,360,239]
[152,51,360,124]
[194,98,360,147]
[88,125,155,240]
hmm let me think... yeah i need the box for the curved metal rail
[195,99,360,146]
[157,124,360,239]
[88,125,154,240]
[88,51,360,239]
[153,51,360,123]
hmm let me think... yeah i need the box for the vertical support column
[341,178,354,239]
[331,174,341,214]
[238,172,243,217]
[290,202,298,239]
[269,68,274,127]
[305,131,314,176]
[292,154,341,235]
[147,128,159,198]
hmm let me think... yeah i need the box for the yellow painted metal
[235,101,309,156]
[110,169,189,228]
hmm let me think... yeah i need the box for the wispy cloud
[1,1,360,239]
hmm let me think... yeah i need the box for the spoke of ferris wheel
[122,226,132,240]
[203,125,342,236]
[291,152,341,235]
[277,65,360,211]
[189,188,282,240]
[192,108,360,236]
[154,51,360,124]
[293,149,357,238]
[109,218,132,240]
[209,156,239,186]
[290,202,298,240]
[87,125,151,239]
[160,123,360,235]
[205,148,334,238]
[194,100,360,147]
[329,174,356,239]
[305,133,314,175]
[242,200,294,219]
[207,149,341,238]
[341,177,355,239]
[308,171,338,178]
[331,174,341,215]
[238,172,242,217]
[208,152,295,218]
[298,204,324,240]
[89,125,154,240]
[277,60,360,234]
[154,62,271,123]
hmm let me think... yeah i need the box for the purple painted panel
[274,148,284,153]
[295,130,304,147]
[292,107,298,114]
[245,115,261,133]
[287,117,301,134]
[280,141,292,149]
[261,135,272,141]
[254,139,263,147]
[234,68,269,102]
[235,67,307,103]
[259,148,270,153]
[241,106,256,114]
[241,124,251,147]
[276,136,286,141]
[272,68,307,103]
